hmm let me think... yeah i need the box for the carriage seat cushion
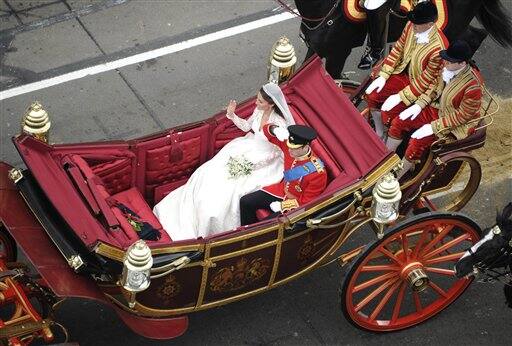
[110,187,172,243]
[153,178,188,204]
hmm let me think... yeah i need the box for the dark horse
[293,0,512,78]
[455,203,512,308]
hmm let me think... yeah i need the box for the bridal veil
[262,83,295,126]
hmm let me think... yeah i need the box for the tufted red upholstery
[91,158,133,195]
[153,178,188,204]
[135,124,210,204]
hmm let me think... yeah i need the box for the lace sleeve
[230,108,257,132]
[270,112,287,128]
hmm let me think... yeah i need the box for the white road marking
[0,11,296,101]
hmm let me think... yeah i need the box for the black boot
[358,47,383,70]
[359,4,389,70]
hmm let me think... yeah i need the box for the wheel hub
[407,268,429,292]
[400,262,429,292]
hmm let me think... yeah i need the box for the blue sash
[283,160,324,182]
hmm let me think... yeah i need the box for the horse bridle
[273,0,343,30]
[468,225,512,285]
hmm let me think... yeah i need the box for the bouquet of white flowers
[226,155,254,179]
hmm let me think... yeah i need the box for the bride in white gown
[153,83,295,241]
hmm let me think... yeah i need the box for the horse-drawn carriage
[0,56,494,344]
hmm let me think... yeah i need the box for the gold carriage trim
[156,275,182,304]
[209,257,271,293]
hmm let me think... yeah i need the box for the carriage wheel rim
[0,224,16,261]
[422,156,481,212]
[344,218,480,331]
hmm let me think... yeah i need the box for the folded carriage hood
[0,161,105,300]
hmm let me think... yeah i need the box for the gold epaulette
[281,199,299,212]
[310,156,324,173]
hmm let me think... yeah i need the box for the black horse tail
[476,0,512,47]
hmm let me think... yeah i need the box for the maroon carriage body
[1,57,398,339]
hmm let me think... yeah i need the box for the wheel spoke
[369,280,402,321]
[425,267,455,276]
[353,271,399,293]
[361,264,400,272]
[391,282,407,323]
[428,281,449,298]
[422,234,470,260]
[378,247,403,266]
[343,217,479,332]
[412,291,422,313]
[424,252,464,265]
[411,228,430,259]
[401,234,409,261]
[422,196,437,211]
[420,223,454,257]
[355,278,399,313]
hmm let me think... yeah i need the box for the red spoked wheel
[340,213,481,332]
[0,223,17,262]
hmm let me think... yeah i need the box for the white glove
[381,94,402,111]
[273,127,289,142]
[399,104,422,121]
[365,76,386,94]
[270,201,282,212]
[411,124,434,139]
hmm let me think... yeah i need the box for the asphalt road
[1,0,511,345]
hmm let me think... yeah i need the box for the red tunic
[262,125,327,209]
[367,22,448,123]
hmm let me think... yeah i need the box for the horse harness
[274,0,344,30]
[468,225,512,285]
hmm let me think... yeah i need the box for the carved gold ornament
[297,234,315,261]
[209,257,271,293]
[156,275,181,304]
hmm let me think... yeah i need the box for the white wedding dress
[153,108,288,241]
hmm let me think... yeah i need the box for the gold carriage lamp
[21,101,51,143]
[371,173,402,226]
[268,36,298,84]
[121,240,153,308]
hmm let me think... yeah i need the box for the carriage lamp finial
[371,173,402,224]
[21,101,51,143]
[268,36,297,84]
[121,240,153,307]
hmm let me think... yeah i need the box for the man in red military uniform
[386,40,483,177]
[365,1,447,139]
[240,124,327,226]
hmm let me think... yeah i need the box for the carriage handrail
[469,85,498,132]
[430,86,497,151]
[150,251,203,278]
[305,191,363,228]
